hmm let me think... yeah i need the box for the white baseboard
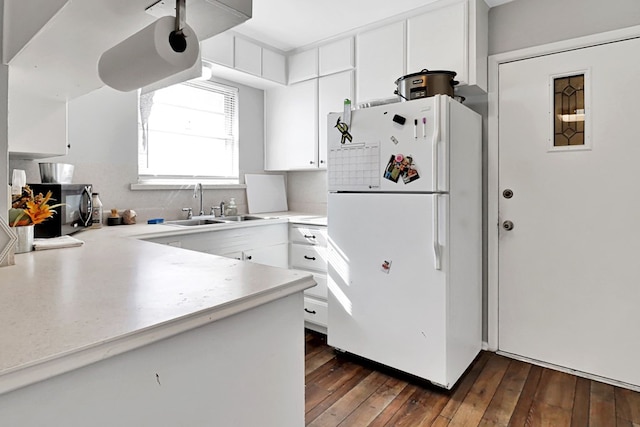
[497,350,640,393]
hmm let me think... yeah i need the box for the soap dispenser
[225,198,238,216]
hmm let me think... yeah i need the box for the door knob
[502,220,514,231]
[503,189,514,199]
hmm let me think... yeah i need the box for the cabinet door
[200,32,234,67]
[288,49,318,84]
[407,2,467,85]
[289,224,328,246]
[318,71,353,168]
[319,38,354,76]
[304,297,328,327]
[290,244,327,272]
[356,21,405,103]
[265,79,318,171]
[244,243,288,268]
[234,37,262,76]
[304,273,328,300]
[262,48,286,84]
[8,91,68,158]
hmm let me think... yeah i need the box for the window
[553,74,585,146]
[549,70,591,152]
[138,80,239,183]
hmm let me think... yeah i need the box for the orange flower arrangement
[9,185,62,227]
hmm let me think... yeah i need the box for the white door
[498,37,640,387]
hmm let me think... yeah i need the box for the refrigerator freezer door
[327,192,449,386]
[327,96,448,193]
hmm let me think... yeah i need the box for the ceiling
[232,0,513,52]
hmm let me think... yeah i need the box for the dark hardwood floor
[304,330,640,426]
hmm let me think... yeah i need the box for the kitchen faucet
[193,183,204,216]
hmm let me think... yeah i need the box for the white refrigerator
[327,95,482,389]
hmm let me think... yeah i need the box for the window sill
[130,183,247,191]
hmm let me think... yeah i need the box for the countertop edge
[0,276,315,395]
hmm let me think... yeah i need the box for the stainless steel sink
[218,215,266,222]
[163,215,275,227]
[163,218,227,226]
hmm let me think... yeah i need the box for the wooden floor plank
[438,351,492,420]
[479,359,531,427]
[303,331,640,427]
[520,367,578,426]
[306,331,328,358]
[306,362,374,421]
[337,376,409,426]
[571,377,591,427]
[528,400,572,426]
[589,381,616,427]
[616,386,640,423]
[306,358,372,415]
[306,348,338,376]
[506,364,543,426]
[306,352,348,385]
[376,386,450,427]
[308,370,388,426]
[534,368,577,410]
[367,383,419,427]
[447,354,511,426]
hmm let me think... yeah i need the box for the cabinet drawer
[290,244,327,272]
[305,273,327,300]
[304,297,327,326]
[290,225,327,246]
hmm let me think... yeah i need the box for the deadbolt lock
[502,220,514,231]
[503,189,514,199]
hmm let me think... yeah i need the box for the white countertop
[0,213,322,394]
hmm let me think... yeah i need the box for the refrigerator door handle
[432,94,441,192]
[433,194,442,270]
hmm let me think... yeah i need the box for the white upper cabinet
[288,49,319,84]
[234,37,262,76]
[356,21,406,104]
[407,3,465,78]
[201,34,286,85]
[318,71,354,168]
[265,79,318,171]
[407,0,488,94]
[200,32,235,68]
[262,48,287,84]
[8,89,68,159]
[319,38,354,76]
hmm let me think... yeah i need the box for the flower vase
[13,225,34,254]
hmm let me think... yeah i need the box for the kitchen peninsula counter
[0,222,315,426]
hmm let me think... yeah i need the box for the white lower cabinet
[244,243,289,268]
[289,223,328,333]
[145,223,289,269]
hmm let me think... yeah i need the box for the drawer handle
[304,234,316,239]
[304,308,317,314]
[304,255,316,261]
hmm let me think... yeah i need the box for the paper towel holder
[98,0,199,92]
[168,0,187,53]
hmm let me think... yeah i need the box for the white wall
[489,0,640,54]
[286,171,326,215]
[9,77,270,222]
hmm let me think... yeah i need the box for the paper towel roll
[98,16,200,92]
